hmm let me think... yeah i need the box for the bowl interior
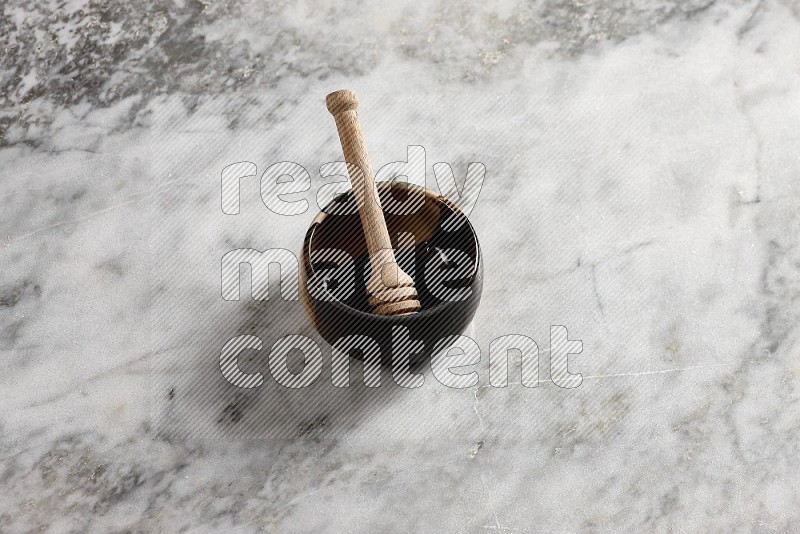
[304,183,480,318]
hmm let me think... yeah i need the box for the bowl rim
[302,182,482,323]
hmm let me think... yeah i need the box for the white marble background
[2,0,800,531]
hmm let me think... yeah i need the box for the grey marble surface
[2,0,800,531]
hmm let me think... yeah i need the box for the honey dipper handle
[326,90,400,285]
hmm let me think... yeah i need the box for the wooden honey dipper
[326,89,421,316]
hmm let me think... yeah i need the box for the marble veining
[2,0,800,531]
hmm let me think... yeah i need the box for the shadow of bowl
[300,183,483,366]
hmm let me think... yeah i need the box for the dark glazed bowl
[300,183,483,366]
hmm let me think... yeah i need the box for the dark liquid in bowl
[312,241,476,314]
[307,185,480,315]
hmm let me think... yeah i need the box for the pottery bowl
[300,183,482,366]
